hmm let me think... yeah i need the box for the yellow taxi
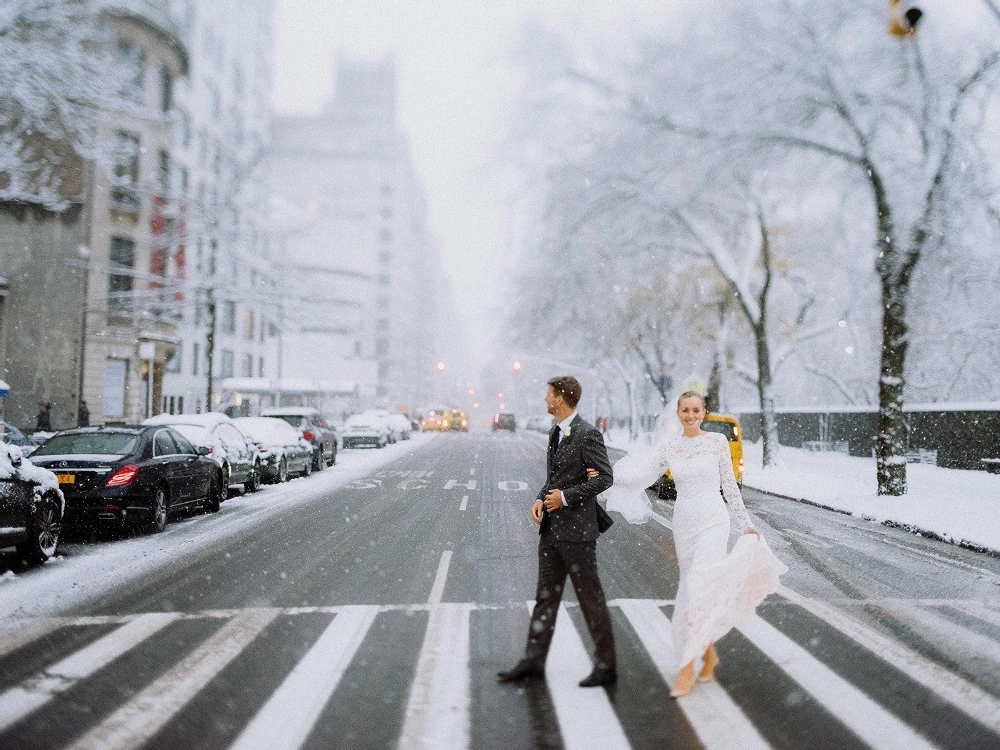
[652,412,744,499]
[421,408,470,432]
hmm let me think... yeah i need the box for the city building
[271,55,444,412]
[0,1,189,429]
[158,0,280,416]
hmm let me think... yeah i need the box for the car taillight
[302,430,314,442]
[105,464,140,487]
[208,445,215,453]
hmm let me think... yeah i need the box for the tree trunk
[755,323,779,467]
[205,291,216,411]
[876,282,909,495]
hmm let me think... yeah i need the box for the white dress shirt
[553,411,577,506]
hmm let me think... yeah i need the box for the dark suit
[524,414,616,670]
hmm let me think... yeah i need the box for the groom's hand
[531,500,544,524]
[544,489,565,512]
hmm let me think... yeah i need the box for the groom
[498,376,618,687]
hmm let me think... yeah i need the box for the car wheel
[329,447,337,466]
[146,487,168,534]
[16,492,62,564]
[203,473,222,514]
[247,461,261,493]
[222,463,231,494]
[302,455,313,477]
[312,450,322,472]
[277,456,289,483]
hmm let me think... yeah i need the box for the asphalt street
[1,431,999,749]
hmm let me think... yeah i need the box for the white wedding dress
[603,432,787,665]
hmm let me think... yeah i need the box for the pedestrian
[497,375,619,688]
[77,400,90,427]
[35,401,52,432]
[603,391,786,697]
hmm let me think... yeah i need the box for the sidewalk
[740,441,1000,555]
[604,431,1000,555]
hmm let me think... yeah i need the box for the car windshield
[33,431,139,456]
[701,420,737,441]
[169,424,209,445]
[273,415,305,428]
[346,417,374,428]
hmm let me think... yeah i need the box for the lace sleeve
[716,434,752,531]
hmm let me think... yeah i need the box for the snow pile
[741,441,1000,553]
[0,444,61,496]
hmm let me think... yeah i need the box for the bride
[601,391,786,697]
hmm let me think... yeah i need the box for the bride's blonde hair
[676,391,706,410]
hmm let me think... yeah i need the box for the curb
[743,484,1000,559]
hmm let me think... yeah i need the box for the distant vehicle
[492,412,517,432]
[342,414,390,449]
[421,410,449,432]
[261,407,337,470]
[0,443,64,564]
[232,417,313,483]
[30,426,224,534]
[360,410,397,443]
[143,412,260,495]
[385,413,414,441]
[651,413,745,500]
[525,415,553,433]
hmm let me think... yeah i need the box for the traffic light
[889,0,922,37]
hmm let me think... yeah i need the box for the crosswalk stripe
[944,601,1000,630]
[399,603,473,750]
[738,616,937,750]
[617,599,770,750]
[0,612,179,732]
[0,618,76,660]
[229,606,379,750]
[532,601,633,750]
[778,587,1000,736]
[427,550,452,605]
[65,609,278,750]
[887,601,1000,666]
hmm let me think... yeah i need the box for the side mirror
[197,445,211,456]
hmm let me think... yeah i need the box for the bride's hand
[744,527,762,539]
[586,467,599,480]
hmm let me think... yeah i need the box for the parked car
[492,412,517,432]
[651,413,745,500]
[1,422,33,449]
[232,417,313,482]
[143,412,260,495]
[29,426,224,534]
[341,414,390,449]
[261,407,337,470]
[0,443,64,564]
[385,414,413,441]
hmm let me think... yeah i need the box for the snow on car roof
[143,412,233,428]
[231,417,299,443]
[261,407,319,416]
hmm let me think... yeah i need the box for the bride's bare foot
[671,662,696,698]
[699,644,719,682]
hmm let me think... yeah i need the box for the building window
[379,229,392,243]
[243,308,255,340]
[208,240,217,275]
[376,318,389,331]
[241,354,253,377]
[111,131,141,211]
[221,301,236,334]
[103,359,129,418]
[160,65,173,112]
[376,338,389,355]
[220,349,234,378]
[379,206,393,220]
[354,340,362,356]
[157,150,170,193]
[165,343,182,373]
[378,250,391,264]
[177,396,184,413]
[108,237,135,315]
[258,357,264,377]
[192,341,200,376]
[116,39,145,103]
[378,274,390,287]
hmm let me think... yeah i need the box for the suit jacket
[538,414,614,542]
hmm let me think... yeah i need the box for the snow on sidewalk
[742,441,1000,553]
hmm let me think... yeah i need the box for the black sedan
[0,443,63,564]
[30,426,224,534]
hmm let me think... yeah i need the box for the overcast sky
[272,0,674,375]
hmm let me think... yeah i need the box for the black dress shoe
[578,667,617,688]
[497,659,545,683]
